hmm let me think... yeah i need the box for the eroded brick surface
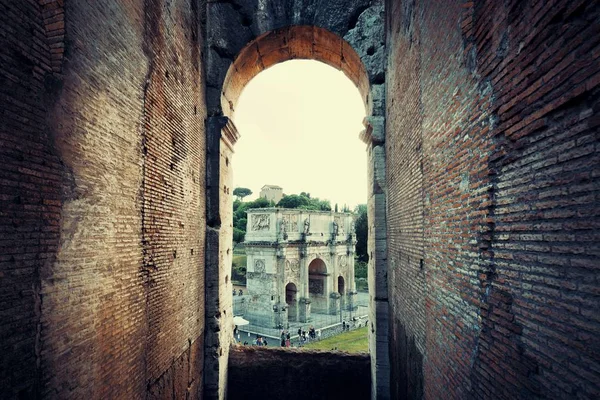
[1,0,206,398]
[228,347,371,400]
[386,0,600,399]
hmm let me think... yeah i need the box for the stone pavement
[234,292,369,347]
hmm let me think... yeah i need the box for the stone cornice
[221,117,240,152]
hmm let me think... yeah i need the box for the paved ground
[234,291,369,347]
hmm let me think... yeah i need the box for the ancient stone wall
[228,347,371,400]
[0,1,63,397]
[386,0,600,399]
[0,0,207,398]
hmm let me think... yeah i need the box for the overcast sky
[232,60,367,210]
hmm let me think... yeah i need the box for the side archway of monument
[205,5,389,399]
[285,281,299,322]
[307,257,329,313]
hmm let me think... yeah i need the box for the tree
[277,194,310,209]
[277,193,331,211]
[354,204,368,262]
[233,228,245,244]
[233,187,252,201]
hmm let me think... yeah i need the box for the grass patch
[232,254,247,266]
[304,326,368,353]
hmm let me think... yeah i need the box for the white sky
[232,60,367,210]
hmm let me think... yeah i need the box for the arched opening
[220,25,371,120]
[338,275,345,296]
[285,282,298,322]
[202,3,389,393]
[207,21,383,397]
[308,258,328,313]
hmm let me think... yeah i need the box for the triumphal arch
[243,209,357,328]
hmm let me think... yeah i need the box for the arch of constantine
[243,209,356,328]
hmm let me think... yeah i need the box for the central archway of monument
[220,25,371,120]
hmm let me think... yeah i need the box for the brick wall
[0,0,206,398]
[386,0,599,399]
[228,347,371,400]
[0,1,62,397]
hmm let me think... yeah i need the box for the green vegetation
[304,326,369,353]
[231,254,247,284]
[354,204,368,262]
[233,187,252,201]
[355,260,368,292]
[277,192,331,211]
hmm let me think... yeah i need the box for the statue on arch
[303,218,310,235]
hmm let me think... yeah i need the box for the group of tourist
[296,325,317,345]
[254,335,268,346]
[280,330,291,347]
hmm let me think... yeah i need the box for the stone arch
[338,275,345,296]
[205,3,389,398]
[220,25,371,119]
[308,257,327,275]
[285,282,298,322]
[308,258,328,312]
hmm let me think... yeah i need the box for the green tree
[354,204,368,262]
[277,193,331,211]
[233,187,252,201]
[233,228,245,243]
[277,194,311,209]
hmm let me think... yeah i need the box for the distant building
[243,208,357,327]
[259,184,283,204]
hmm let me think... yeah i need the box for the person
[342,321,346,331]
[280,330,286,347]
[243,341,248,346]
[297,327,302,337]
[264,339,268,346]
[232,289,236,296]
[285,332,291,347]
[238,289,243,296]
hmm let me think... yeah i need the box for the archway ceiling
[221,25,370,118]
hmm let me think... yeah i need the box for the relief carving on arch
[254,259,265,273]
[282,214,298,233]
[251,214,270,231]
[285,258,300,278]
[338,255,347,267]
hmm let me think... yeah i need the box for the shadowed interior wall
[0,1,65,396]
[0,0,207,398]
[228,347,371,400]
[386,0,599,399]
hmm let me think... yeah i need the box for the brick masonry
[1,0,206,398]
[228,346,371,400]
[1,1,598,399]
[386,0,599,399]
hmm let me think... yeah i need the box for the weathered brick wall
[1,0,206,398]
[0,1,64,397]
[386,0,599,399]
[228,347,371,400]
